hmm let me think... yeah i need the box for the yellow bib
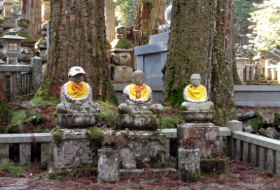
[66,82,88,99]
[186,85,206,101]
[128,84,149,100]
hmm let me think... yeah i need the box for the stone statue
[56,67,100,127]
[118,70,163,114]
[181,74,214,111]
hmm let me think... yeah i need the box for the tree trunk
[32,0,118,105]
[211,0,237,125]
[134,0,166,46]
[105,0,115,43]
[162,0,237,126]
[0,78,8,125]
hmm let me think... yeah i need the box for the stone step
[120,168,177,176]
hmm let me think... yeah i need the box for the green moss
[0,159,24,174]
[170,89,185,108]
[29,85,60,106]
[179,167,200,182]
[98,112,117,128]
[9,110,26,125]
[161,116,183,128]
[200,159,226,175]
[114,39,133,49]
[51,126,64,145]
[17,18,30,24]
[251,113,263,132]
[0,19,3,24]
[106,40,112,49]
[274,112,280,125]
[16,32,35,43]
[96,100,118,112]
[49,170,67,180]
[87,127,105,147]
[51,111,57,118]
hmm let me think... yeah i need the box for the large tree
[105,0,115,43]
[162,0,237,126]
[134,0,166,46]
[31,0,118,105]
[0,77,8,131]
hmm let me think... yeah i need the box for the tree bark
[33,0,118,105]
[0,78,8,124]
[134,0,166,46]
[162,0,237,126]
[105,0,115,43]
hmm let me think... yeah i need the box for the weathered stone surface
[98,150,120,184]
[41,142,52,165]
[0,133,51,143]
[36,37,47,49]
[3,16,16,29]
[20,143,31,165]
[42,63,47,77]
[110,52,131,66]
[8,123,24,133]
[119,130,166,169]
[53,129,97,170]
[56,113,100,128]
[113,66,133,83]
[237,109,255,121]
[0,144,9,163]
[258,110,275,125]
[181,111,213,122]
[18,46,34,62]
[178,148,200,182]
[178,123,220,158]
[117,114,160,130]
[31,56,42,94]
[0,65,32,72]
[259,127,277,139]
[181,102,214,111]
[244,125,253,133]
[227,120,242,132]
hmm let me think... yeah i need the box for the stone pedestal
[113,66,133,83]
[178,123,220,158]
[119,130,166,169]
[117,114,160,130]
[178,148,200,182]
[56,113,100,128]
[182,111,213,122]
[98,150,120,184]
[53,129,97,170]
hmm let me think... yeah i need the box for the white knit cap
[68,66,86,77]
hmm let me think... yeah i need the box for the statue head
[132,70,145,85]
[190,74,201,87]
[68,66,86,83]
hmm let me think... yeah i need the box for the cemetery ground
[0,158,280,189]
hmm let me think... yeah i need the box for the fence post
[265,60,269,80]
[226,120,242,158]
[11,71,22,101]
[31,56,42,94]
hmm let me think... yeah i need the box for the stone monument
[35,23,48,76]
[52,67,101,170]
[2,0,16,29]
[178,74,220,159]
[117,70,166,169]
[110,25,134,84]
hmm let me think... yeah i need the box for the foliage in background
[234,0,257,24]
[11,0,21,19]
[249,0,280,50]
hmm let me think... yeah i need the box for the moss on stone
[9,110,26,125]
[200,159,226,175]
[161,116,183,128]
[16,32,35,43]
[87,127,105,147]
[113,39,133,49]
[179,167,200,182]
[98,112,117,128]
[51,126,64,145]
[274,112,280,125]
[29,85,60,106]
[17,18,30,24]
[0,18,3,24]
[106,40,112,49]
[251,113,263,132]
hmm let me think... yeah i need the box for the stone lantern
[0,32,27,65]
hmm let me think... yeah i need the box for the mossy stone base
[182,111,213,122]
[178,148,200,182]
[56,113,100,128]
[200,159,226,175]
[117,114,160,130]
[52,129,99,170]
[119,130,166,169]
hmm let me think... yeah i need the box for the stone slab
[20,143,31,165]
[113,66,133,83]
[259,146,265,170]
[56,113,100,128]
[119,130,166,169]
[120,168,177,176]
[250,144,257,167]
[31,56,42,94]
[134,41,168,55]
[117,114,161,130]
[276,151,280,176]
[243,142,248,164]
[0,65,32,72]
[0,144,9,163]
[219,127,231,136]
[236,140,241,161]
[232,131,280,151]
[267,149,274,173]
[160,128,177,138]
[181,111,213,122]
[53,129,97,170]
[148,32,170,44]
[227,120,242,132]
[178,123,220,159]
[0,133,51,143]
[41,142,52,165]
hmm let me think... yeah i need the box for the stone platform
[53,129,97,170]
[56,113,100,128]
[182,111,213,122]
[117,114,160,130]
[178,123,220,158]
[118,130,166,169]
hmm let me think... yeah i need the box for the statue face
[134,73,145,85]
[190,76,201,87]
[69,74,85,83]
